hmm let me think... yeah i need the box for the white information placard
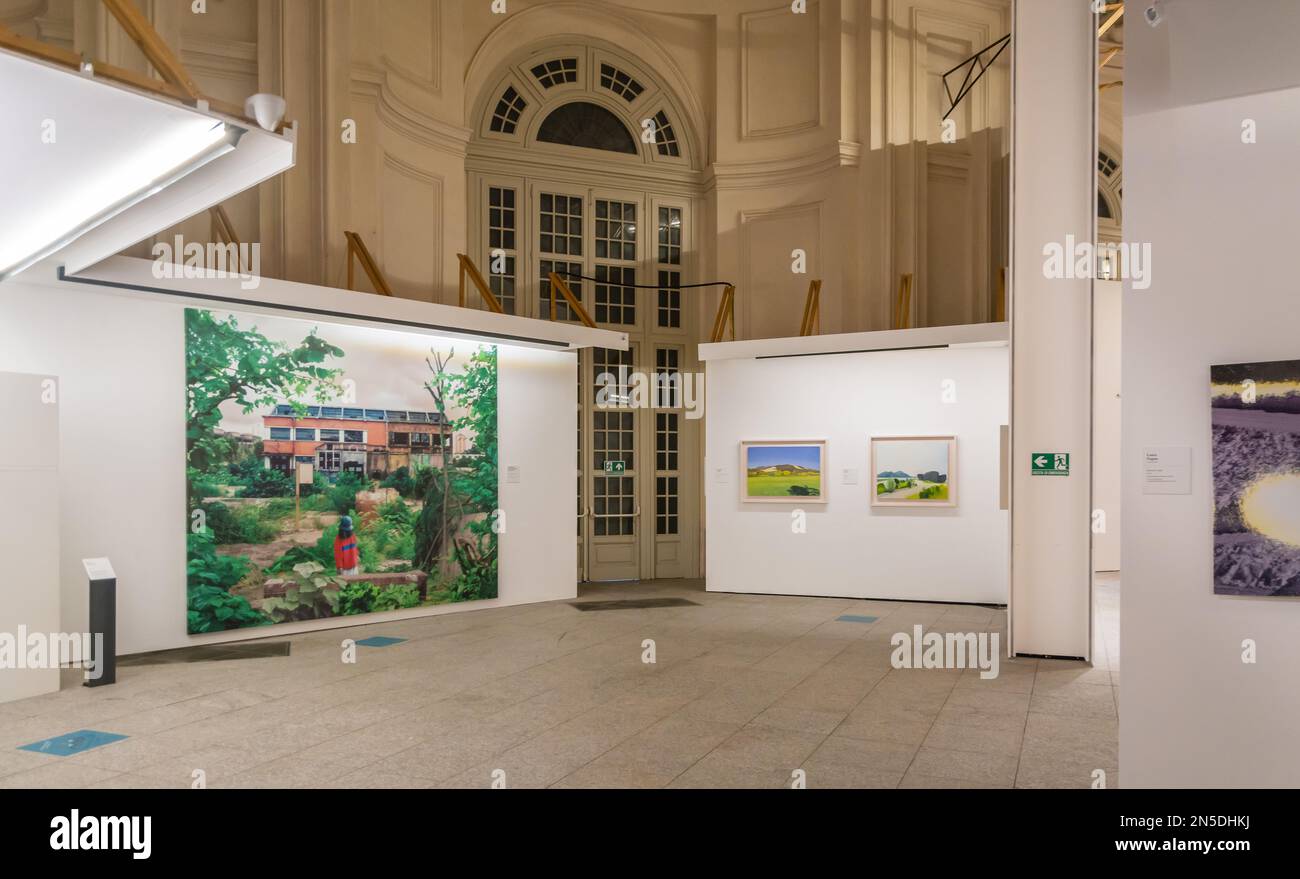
[1142,446,1192,495]
[81,557,116,581]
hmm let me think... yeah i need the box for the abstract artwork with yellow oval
[1211,359,1300,596]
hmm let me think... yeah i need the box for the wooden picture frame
[739,440,828,504]
[870,435,957,507]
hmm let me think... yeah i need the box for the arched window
[536,101,637,155]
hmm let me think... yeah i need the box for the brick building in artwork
[260,404,474,476]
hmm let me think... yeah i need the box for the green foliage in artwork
[204,502,280,544]
[185,530,267,633]
[449,348,499,520]
[266,543,329,574]
[187,585,268,633]
[186,530,251,591]
[448,533,498,602]
[237,468,294,498]
[328,471,367,515]
[338,580,378,616]
[372,583,422,612]
[917,484,949,501]
[381,466,425,498]
[227,455,266,486]
[260,561,342,623]
[185,309,344,472]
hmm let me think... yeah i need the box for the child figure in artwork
[334,516,360,576]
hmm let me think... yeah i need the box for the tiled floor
[0,577,1120,789]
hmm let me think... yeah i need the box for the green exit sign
[604,460,626,474]
[1031,452,1070,476]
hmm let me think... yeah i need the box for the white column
[1009,0,1095,658]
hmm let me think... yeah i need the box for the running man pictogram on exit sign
[1031,452,1070,476]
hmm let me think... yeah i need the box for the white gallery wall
[0,274,578,656]
[704,340,1009,604]
[1122,1,1300,787]
[0,372,60,703]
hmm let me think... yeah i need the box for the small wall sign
[1031,452,1070,476]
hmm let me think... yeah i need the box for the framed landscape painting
[871,436,957,507]
[740,440,827,503]
[1211,359,1300,596]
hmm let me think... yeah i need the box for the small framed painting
[871,436,957,507]
[740,440,827,503]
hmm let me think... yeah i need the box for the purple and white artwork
[1212,358,1300,596]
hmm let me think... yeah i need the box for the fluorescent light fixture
[0,118,241,281]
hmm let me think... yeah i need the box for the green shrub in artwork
[260,561,342,623]
[239,467,294,498]
[188,467,223,504]
[187,585,268,633]
[338,580,378,616]
[446,534,498,603]
[328,471,367,515]
[227,456,265,486]
[264,497,295,518]
[876,482,887,494]
[186,530,251,591]
[381,466,420,498]
[372,583,421,612]
[205,502,280,545]
[266,519,346,574]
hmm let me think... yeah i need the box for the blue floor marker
[836,614,879,624]
[18,730,127,757]
[354,636,407,647]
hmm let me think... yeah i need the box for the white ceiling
[0,48,294,279]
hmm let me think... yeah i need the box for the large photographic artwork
[1212,359,1300,596]
[741,440,826,503]
[185,308,498,633]
[871,436,956,507]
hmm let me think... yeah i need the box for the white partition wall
[1122,1,1300,787]
[0,372,60,703]
[702,325,1009,604]
[1009,0,1095,658]
[0,258,619,655]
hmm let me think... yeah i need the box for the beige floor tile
[666,753,793,789]
[0,761,122,789]
[808,736,918,772]
[799,758,902,789]
[222,754,353,789]
[899,771,1010,789]
[1028,683,1118,720]
[750,705,847,736]
[907,747,1019,786]
[921,720,1023,757]
[708,725,825,771]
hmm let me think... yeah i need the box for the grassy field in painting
[876,480,948,501]
[747,472,821,497]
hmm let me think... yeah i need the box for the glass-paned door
[584,344,640,580]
